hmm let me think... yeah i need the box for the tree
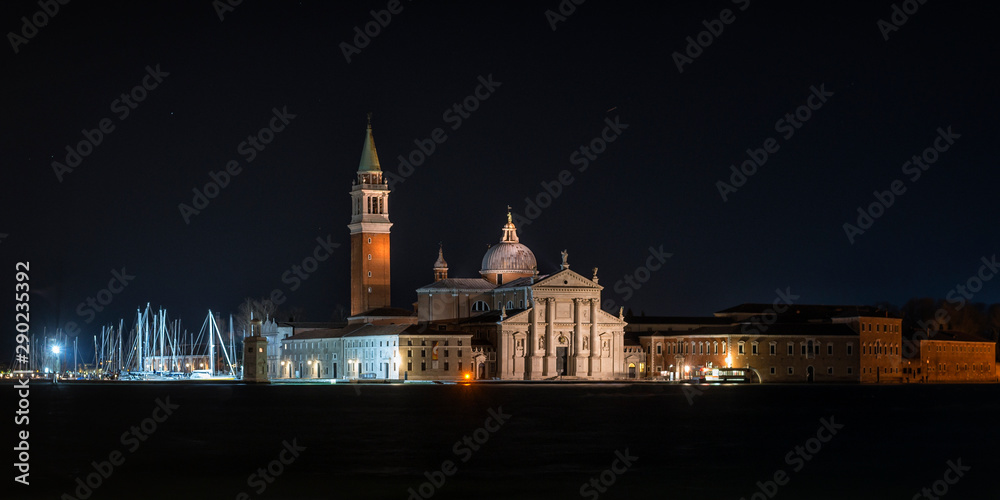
[235,297,277,336]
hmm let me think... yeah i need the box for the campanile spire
[349,115,392,315]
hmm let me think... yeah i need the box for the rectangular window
[827,367,833,375]
[738,343,745,355]
[752,344,758,355]
[827,344,833,355]
[407,361,412,371]
[657,345,662,355]
[408,349,412,358]
[769,344,776,355]
[770,367,776,374]
[445,350,449,357]
[699,343,704,354]
[788,344,793,355]
[713,343,718,354]
[847,367,853,375]
[458,350,463,357]
[421,350,426,357]
[847,345,853,356]
[458,361,462,372]
[787,367,794,375]
[421,361,426,371]
[801,345,806,355]
[444,362,449,371]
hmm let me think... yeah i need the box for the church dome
[480,212,536,285]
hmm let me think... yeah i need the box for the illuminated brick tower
[349,116,392,316]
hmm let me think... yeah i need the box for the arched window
[472,301,490,312]
[507,301,514,310]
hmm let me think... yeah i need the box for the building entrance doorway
[807,365,814,383]
[628,363,636,378]
[556,347,567,375]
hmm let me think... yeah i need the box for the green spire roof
[358,117,381,172]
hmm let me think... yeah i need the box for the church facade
[414,214,628,380]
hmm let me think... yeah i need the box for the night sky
[3,0,998,360]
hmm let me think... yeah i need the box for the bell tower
[349,115,392,315]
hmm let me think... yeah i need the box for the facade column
[530,299,539,353]
[589,299,599,376]
[545,298,555,357]
[528,298,540,379]
[573,298,584,375]
[544,297,555,376]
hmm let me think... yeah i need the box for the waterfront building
[630,305,902,383]
[276,322,472,381]
[901,331,998,383]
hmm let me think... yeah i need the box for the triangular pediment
[532,268,602,290]
[595,307,627,326]
[501,308,532,323]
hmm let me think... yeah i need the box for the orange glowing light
[464,373,471,380]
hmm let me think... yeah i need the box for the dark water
[9,382,999,499]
